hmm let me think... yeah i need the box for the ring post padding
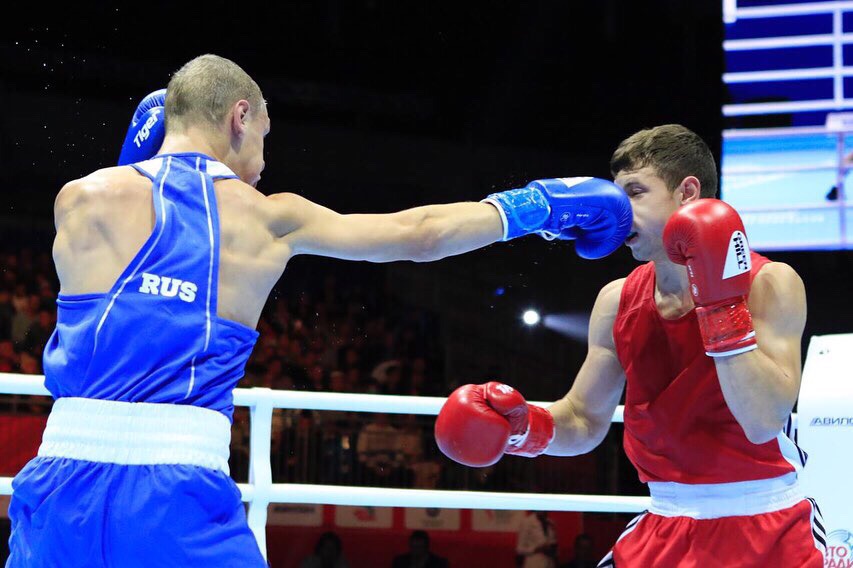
[245,387,274,561]
[798,334,853,553]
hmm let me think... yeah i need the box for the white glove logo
[722,231,751,279]
[133,109,161,148]
[496,384,514,395]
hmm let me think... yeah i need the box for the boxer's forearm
[544,397,609,456]
[715,349,799,445]
[401,201,503,262]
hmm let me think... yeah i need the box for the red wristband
[695,297,758,357]
[505,404,555,457]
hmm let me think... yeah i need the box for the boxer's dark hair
[610,124,718,198]
[165,54,264,131]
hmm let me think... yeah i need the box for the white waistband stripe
[648,473,803,519]
[37,397,231,475]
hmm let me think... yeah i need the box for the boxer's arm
[53,178,104,293]
[713,262,806,444]
[545,278,626,456]
[268,192,503,262]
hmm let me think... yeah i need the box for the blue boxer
[6,154,266,567]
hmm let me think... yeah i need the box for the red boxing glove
[663,199,757,357]
[434,382,555,467]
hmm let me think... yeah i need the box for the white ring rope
[262,484,649,512]
[0,373,637,557]
[0,372,796,557]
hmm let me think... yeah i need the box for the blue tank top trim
[43,154,258,421]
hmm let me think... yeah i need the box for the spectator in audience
[341,346,361,373]
[356,412,403,485]
[301,531,350,568]
[409,442,443,490]
[10,290,34,347]
[561,534,596,568]
[406,357,427,396]
[392,530,448,568]
[399,414,424,464]
[329,370,346,392]
[0,340,18,372]
[382,362,404,395]
[397,414,424,486]
[0,288,14,340]
[308,364,325,391]
[371,359,399,382]
[23,310,53,354]
[346,368,366,393]
[516,511,558,568]
[18,352,40,375]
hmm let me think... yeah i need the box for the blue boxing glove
[482,177,633,259]
[117,88,167,165]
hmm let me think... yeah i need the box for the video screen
[722,0,853,250]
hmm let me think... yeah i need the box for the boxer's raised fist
[118,89,167,165]
[482,177,633,259]
[664,199,757,357]
[434,382,554,467]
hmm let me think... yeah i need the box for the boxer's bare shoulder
[749,261,805,311]
[746,261,806,343]
[211,178,296,256]
[214,179,284,230]
[55,166,150,226]
[592,277,626,348]
[53,167,156,294]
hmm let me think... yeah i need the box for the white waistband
[38,397,231,475]
[648,473,804,519]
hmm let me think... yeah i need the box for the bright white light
[522,309,540,326]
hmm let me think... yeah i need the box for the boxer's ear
[230,100,251,137]
[677,176,702,205]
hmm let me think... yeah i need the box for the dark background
[0,0,850,399]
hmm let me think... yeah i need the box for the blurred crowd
[0,248,615,496]
[229,265,452,487]
[0,249,56,383]
[0,248,456,488]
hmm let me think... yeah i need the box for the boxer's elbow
[547,403,610,456]
[407,215,445,262]
[741,418,785,445]
[574,417,611,454]
[741,400,794,445]
[546,425,606,457]
[743,428,776,446]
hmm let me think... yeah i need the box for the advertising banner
[799,334,853,566]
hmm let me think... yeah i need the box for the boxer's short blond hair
[165,54,264,131]
[610,124,718,198]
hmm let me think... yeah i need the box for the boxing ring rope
[0,373,647,559]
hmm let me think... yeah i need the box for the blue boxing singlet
[43,153,259,421]
[7,153,267,568]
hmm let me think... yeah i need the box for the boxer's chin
[628,242,650,262]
